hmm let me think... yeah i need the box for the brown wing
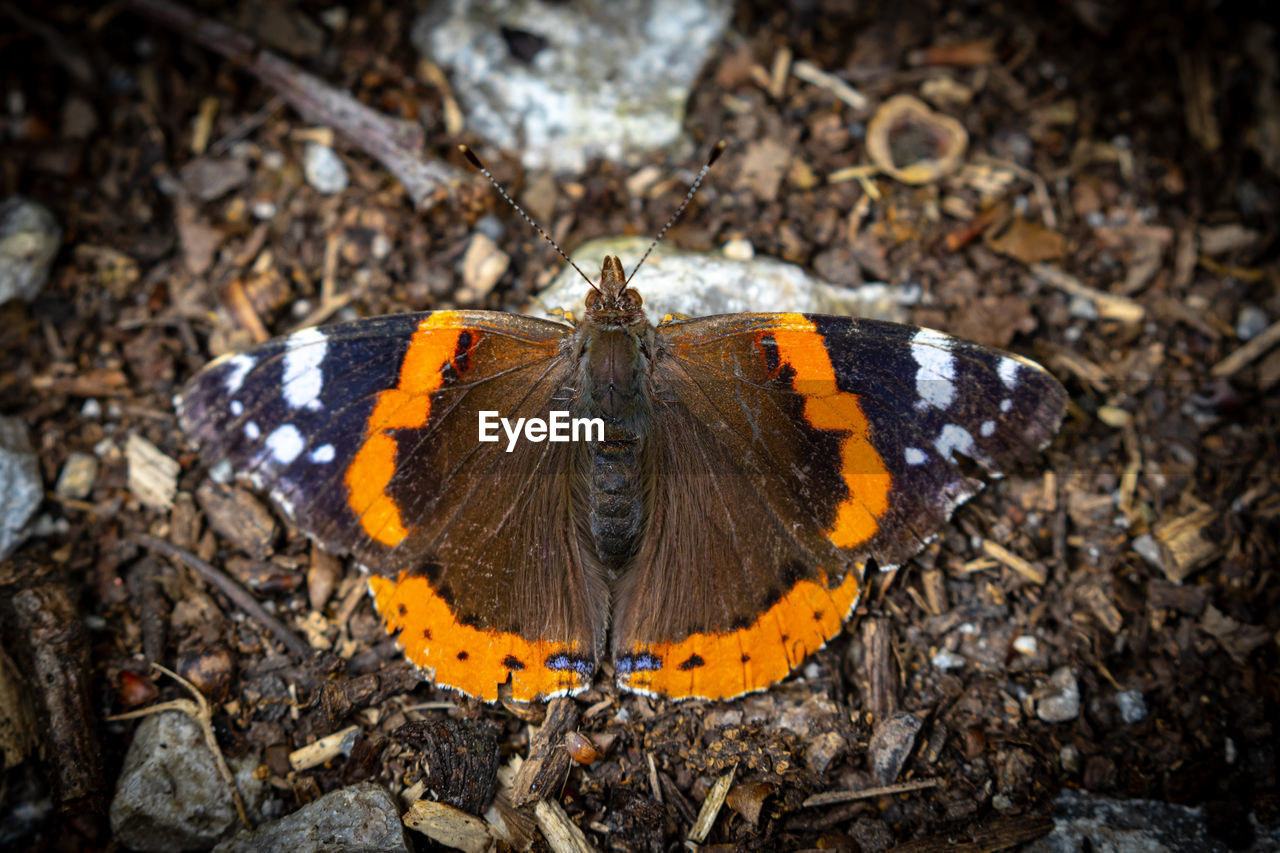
[612,313,1066,699]
[178,310,606,701]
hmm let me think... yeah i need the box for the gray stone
[1026,788,1228,853]
[303,143,350,194]
[413,0,731,172]
[110,711,263,852]
[0,417,41,561]
[1132,533,1163,569]
[212,783,408,853]
[529,236,910,324]
[0,195,61,304]
[1115,689,1147,724]
[868,712,923,785]
[1236,305,1269,341]
[1036,666,1081,723]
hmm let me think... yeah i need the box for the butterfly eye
[585,291,599,309]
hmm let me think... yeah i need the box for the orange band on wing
[368,573,593,702]
[616,566,861,700]
[769,314,891,549]
[344,312,467,546]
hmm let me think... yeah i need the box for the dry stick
[801,778,939,808]
[124,0,460,207]
[133,534,313,660]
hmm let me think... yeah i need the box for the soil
[1,0,1278,851]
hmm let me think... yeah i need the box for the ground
[1,0,1278,850]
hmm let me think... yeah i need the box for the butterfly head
[584,255,645,327]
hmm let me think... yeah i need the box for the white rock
[1036,666,1081,723]
[1236,305,1268,341]
[1115,689,1147,724]
[413,0,731,172]
[303,142,349,194]
[0,195,62,304]
[55,452,99,501]
[931,649,966,670]
[213,783,407,853]
[529,236,910,323]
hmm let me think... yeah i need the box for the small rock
[303,143,349,194]
[531,236,909,324]
[804,731,847,775]
[1132,533,1163,569]
[111,711,264,852]
[1067,294,1099,320]
[1036,666,1081,723]
[55,452,99,501]
[196,481,278,560]
[868,712,923,785]
[1059,744,1081,773]
[81,398,102,418]
[931,649,966,670]
[460,233,510,299]
[720,237,755,261]
[0,195,62,304]
[1026,788,1230,853]
[213,783,408,853]
[413,0,732,172]
[1012,635,1038,656]
[1114,689,1147,724]
[0,417,41,560]
[1236,305,1269,341]
[180,156,251,202]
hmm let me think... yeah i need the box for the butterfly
[177,143,1066,702]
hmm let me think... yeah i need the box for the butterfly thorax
[576,256,655,568]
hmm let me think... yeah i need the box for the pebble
[720,238,755,261]
[1067,294,1099,320]
[110,711,264,852]
[1036,667,1081,723]
[1027,788,1232,853]
[532,236,910,324]
[54,452,98,501]
[0,416,41,561]
[1236,305,1269,341]
[460,233,511,299]
[0,195,62,304]
[1059,743,1081,773]
[868,712,923,785]
[1012,635,1039,656]
[1114,689,1147,724]
[412,0,731,172]
[1132,533,1163,569]
[303,142,349,194]
[212,783,408,853]
[931,649,966,670]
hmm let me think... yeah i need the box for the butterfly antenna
[458,144,597,291]
[625,139,727,286]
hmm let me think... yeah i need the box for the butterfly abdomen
[588,437,644,567]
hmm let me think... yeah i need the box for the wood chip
[1032,263,1145,324]
[1152,503,1221,582]
[403,800,494,853]
[195,481,278,560]
[981,540,1047,585]
[534,799,596,853]
[1211,318,1280,376]
[791,59,868,109]
[125,434,180,510]
[725,782,773,826]
[687,766,736,846]
[289,724,360,771]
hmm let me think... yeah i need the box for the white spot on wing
[223,354,255,393]
[911,328,956,410]
[904,446,927,466]
[266,424,304,464]
[980,420,996,438]
[230,400,244,417]
[1000,398,1013,413]
[283,328,328,411]
[244,421,260,440]
[998,357,1020,388]
[310,444,336,464]
[934,423,974,462]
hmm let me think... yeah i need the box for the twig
[132,534,312,659]
[1211,318,1280,376]
[124,0,460,207]
[802,778,939,808]
[108,663,251,828]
